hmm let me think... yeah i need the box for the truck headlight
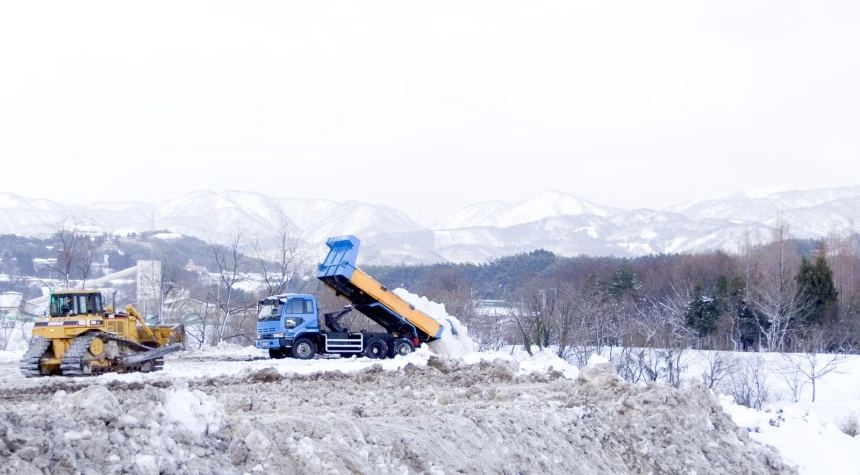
[273,333,284,338]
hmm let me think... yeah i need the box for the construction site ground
[0,346,796,475]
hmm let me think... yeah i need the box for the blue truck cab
[255,293,320,359]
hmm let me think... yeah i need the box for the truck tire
[390,338,415,357]
[269,348,288,359]
[291,338,316,360]
[364,339,388,359]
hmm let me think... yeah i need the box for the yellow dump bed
[317,236,443,340]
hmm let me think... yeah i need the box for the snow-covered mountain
[1,186,858,265]
[435,191,619,230]
[665,185,860,237]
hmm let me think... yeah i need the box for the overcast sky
[1,1,858,225]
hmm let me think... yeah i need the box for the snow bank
[722,396,860,475]
[393,288,474,357]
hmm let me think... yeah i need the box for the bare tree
[139,243,190,324]
[210,226,250,343]
[698,351,738,391]
[662,346,694,388]
[749,217,809,352]
[555,281,608,366]
[46,214,84,289]
[75,235,99,288]
[511,288,555,355]
[724,355,771,410]
[250,211,303,296]
[780,329,844,402]
[178,295,219,349]
[612,347,649,383]
[780,360,810,403]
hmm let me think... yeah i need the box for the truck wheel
[269,348,288,359]
[364,339,388,359]
[390,338,415,357]
[291,339,316,360]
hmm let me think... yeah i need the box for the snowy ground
[0,347,793,475]
[3,344,858,474]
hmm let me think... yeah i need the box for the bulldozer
[20,289,185,377]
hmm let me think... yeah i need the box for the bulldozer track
[59,333,97,376]
[56,331,167,377]
[19,337,51,378]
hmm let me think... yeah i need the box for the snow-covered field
[0,293,857,474]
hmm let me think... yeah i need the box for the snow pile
[219,358,793,474]
[163,385,225,435]
[0,384,232,475]
[393,288,474,357]
[0,358,797,475]
[464,346,580,379]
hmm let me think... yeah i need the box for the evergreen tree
[13,250,35,275]
[722,274,763,351]
[685,283,721,338]
[610,261,637,298]
[796,253,838,326]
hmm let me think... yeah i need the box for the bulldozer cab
[49,291,104,317]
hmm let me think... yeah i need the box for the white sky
[1,1,859,226]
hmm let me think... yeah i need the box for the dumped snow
[163,385,225,435]
[393,288,474,357]
[0,358,794,475]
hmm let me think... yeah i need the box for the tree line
[368,220,860,357]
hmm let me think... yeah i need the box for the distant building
[0,291,23,319]
[74,225,103,237]
[185,260,207,273]
[474,299,517,317]
[32,258,58,271]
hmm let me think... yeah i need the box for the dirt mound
[0,360,795,474]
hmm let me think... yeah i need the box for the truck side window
[286,299,304,314]
[304,300,314,314]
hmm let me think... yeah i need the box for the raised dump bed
[317,235,442,342]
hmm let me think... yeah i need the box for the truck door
[284,297,318,332]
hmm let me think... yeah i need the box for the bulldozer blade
[120,343,183,366]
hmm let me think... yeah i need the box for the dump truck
[20,289,185,377]
[255,235,443,359]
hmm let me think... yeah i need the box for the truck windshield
[258,302,283,322]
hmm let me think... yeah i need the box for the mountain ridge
[1,186,857,265]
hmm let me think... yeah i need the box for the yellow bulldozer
[20,289,185,377]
